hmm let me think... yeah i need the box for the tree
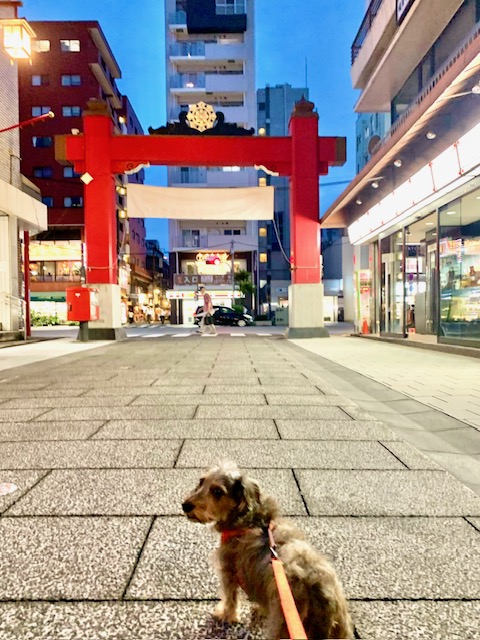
[234,269,255,310]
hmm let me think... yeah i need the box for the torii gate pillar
[287,99,327,338]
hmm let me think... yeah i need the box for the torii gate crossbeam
[56,98,346,340]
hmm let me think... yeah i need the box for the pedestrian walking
[198,285,216,335]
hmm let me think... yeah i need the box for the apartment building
[256,84,306,317]
[0,1,47,337]
[18,21,148,323]
[324,0,480,348]
[165,0,258,324]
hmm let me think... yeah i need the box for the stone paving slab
[467,516,480,531]
[381,441,443,469]
[129,394,267,406]
[7,469,306,517]
[93,419,278,440]
[39,406,197,421]
[0,516,151,599]
[296,470,480,516]
[1,396,137,409]
[297,516,480,599]
[0,388,90,398]
[0,408,51,422]
[177,439,406,469]
[0,601,264,640]
[152,376,261,386]
[195,405,351,420]
[350,601,480,640]
[125,517,218,599]
[0,440,181,469]
[0,420,104,441]
[0,471,47,513]
[264,394,356,406]
[84,385,207,396]
[203,384,324,395]
[392,425,480,455]
[276,419,400,440]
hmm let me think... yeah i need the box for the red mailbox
[66,287,100,322]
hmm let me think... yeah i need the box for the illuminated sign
[348,122,480,245]
[396,0,416,23]
[29,240,82,261]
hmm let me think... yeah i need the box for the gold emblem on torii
[187,101,217,132]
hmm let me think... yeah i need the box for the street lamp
[1,18,35,60]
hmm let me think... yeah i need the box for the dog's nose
[182,501,194,513]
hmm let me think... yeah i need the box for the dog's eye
[211,487,224,499]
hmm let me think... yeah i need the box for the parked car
[193,305,253,327]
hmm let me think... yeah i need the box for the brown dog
[182,462,354,639]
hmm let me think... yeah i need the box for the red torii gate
[56,98,345,339]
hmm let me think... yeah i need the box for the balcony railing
[351,0,385,64]
[168,10,186,25]
[170,73,206,89]
[169,42,205,57]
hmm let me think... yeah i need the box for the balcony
[169,42,205,57]
[353,0,464,111]
[168,10,186,25]
[170,72,205,90]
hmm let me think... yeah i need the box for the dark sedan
[193,306,253,327]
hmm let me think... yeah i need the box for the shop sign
[174,274,232,286]
[30,240,82,261]
[396,0,415,24]
[167,290,196,300]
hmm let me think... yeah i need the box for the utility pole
[231,240,235,308]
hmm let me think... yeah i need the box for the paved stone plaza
[0,335,480,639]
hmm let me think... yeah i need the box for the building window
[215,0,246,14]
[32,40,50,52]
[63,167,81,178]
[62,106,81,117]
[233,229,241,235]
[64,196,83,207]
[259,253,268,263]
[61,75,81,86]
[259,227,267,237]
[60,39,80,52]
[32,106,51,116]
[42,196,53,206]
[33,167,53,178]
[32,74,49,86]
[32,136,52,148]
[181,229,200,248]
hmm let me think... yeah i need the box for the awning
[126,184,274,220]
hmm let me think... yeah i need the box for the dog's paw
[212,603,239,624]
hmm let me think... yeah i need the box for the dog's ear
[235,476,261,511]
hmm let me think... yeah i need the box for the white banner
[126,184,274,220]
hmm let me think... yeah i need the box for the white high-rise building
[165,0,258,324]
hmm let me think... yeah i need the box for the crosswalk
[128,331,273,339]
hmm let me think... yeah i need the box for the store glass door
[380,232,404,335]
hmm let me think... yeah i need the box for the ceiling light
[446,210,456,215]
[355,198,362,205]
[393,159,402,168]
[371,181,379,189]
[425,222,434,226]
[472,82,480,95]
[426,131,437,140]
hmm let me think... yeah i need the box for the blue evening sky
[21,0,363,251]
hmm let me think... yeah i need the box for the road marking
[256,333,272,336]
[142,334,166,338]
[231,333,246,337]
[173,333,192,338]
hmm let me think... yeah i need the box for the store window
[439,191,480,343]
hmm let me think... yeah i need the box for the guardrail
[351,0,385,64]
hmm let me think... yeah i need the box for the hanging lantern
[1,18,35,60]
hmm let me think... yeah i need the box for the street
[0,332,479,638]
